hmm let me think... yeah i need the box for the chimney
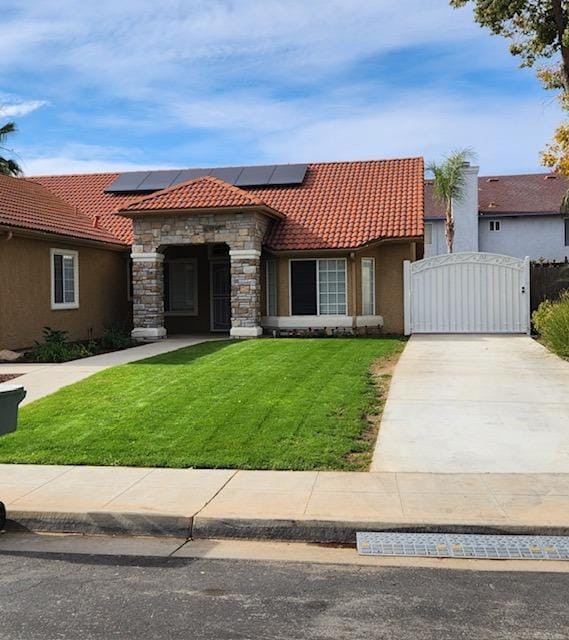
[452,163,479,253]
[93,214,100,228]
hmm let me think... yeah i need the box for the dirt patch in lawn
[345,350,402,470]
[0,374,22,384]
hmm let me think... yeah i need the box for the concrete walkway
[2,464,569,541]
[372,335,569,474]
[0,336,223,406]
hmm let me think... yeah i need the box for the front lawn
[0,338,403,470]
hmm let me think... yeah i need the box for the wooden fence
[530,261,569,313]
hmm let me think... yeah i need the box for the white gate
[404,252,530,335]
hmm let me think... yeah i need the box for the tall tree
[427,149,475,254]
[0,121,22,176]
[451,1,569,201]
[451,1,569,90]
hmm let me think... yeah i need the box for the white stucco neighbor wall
[479,215,569,261]
[425,215,569,261]
[424,219,446,258]
[452,165,479,253]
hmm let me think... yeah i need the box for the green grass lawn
[0,338,403,470]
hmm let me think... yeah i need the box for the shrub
[532,291,569,358]
[100,323,134,351]
[30,327,95,363]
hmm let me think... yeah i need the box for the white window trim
[361,257,376,316]
[489,220,501,232]
[424,222,433,245]
[266,260,278,316]
[50,248,79,310]
[288,258,348,316]
[165,258,199,316]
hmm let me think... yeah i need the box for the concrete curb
[191,517,569,543]
[5,511,569,543]
[6,511,192,538]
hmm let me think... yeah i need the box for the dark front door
[211,261,231,331]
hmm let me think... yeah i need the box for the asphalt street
[1,549,568,639]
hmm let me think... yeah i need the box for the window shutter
[291,261,317,315]
[53,254,64,303]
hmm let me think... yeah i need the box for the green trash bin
[0,384,25,529]
[0,384,26,436]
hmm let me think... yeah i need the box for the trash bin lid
[0,384,25,393]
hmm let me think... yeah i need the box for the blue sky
[1,0,562,176]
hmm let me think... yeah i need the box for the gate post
[403,260,412,336]
[524,256,531,335]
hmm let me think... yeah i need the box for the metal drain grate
[356,532,569,560]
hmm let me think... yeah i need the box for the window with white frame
[361,257,375,315]
[266,260,278,316]
[290,258,347,316]
[51,249,79,309]
[166,259,198,315]
[424,222,433,245]
[489,220,501,232]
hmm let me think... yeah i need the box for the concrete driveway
[372,335,569,473]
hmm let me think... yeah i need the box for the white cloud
[0,99,48,118]
[20,143,174,175]
[258,93,561,174]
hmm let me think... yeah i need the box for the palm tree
[427,149,476,253]
[0,121,22,176]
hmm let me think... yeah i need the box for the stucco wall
[479,215,569,261]
[266,240,413,334]
[425,215,569,261]
[0,234,130,350]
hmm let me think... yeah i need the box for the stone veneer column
[229,248,262,337]
[131,252,166,341]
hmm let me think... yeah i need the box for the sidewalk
[2,464,569,542]
[0,336,222,406]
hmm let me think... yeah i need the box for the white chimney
[452,164,479,253]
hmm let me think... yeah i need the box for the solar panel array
[104,164,308,193]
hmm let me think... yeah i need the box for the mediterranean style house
[425,167,569,261]
[0,159,424,348]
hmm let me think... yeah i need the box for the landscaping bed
[0,374,22,384]
[0,337,403,470]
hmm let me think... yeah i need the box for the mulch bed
[0,374,22,384]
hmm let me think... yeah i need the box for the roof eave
[118,204,285,220]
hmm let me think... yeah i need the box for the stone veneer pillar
[131,252,166,340]
[229,248,263,337]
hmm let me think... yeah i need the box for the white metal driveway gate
[404,252,530,334]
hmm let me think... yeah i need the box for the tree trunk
[445,202,454,253]
[552,0,569,92]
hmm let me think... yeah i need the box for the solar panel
[235,165,276,186]
[209,166,244,185]
[269,164,308,185]
[105,163,309,193]
[171,169,211,185]
[104,171,151,192]
[137,170,182,191]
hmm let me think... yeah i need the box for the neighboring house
[27,158,424,340]
[0,174,130,350]
[424,167,569,261]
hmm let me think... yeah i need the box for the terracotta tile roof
[0,174,124,245]
[123,176,274,212]
[32,158,424,250]
[425,173,569,219]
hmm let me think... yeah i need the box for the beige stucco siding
[266,241,415,334]
[0,234,130,350]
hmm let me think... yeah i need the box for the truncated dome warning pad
[356,533,569,560]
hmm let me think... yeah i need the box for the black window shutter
[53,254,64,303]
[291,261,317,315]
[565,219,569,247]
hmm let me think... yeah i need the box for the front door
[210,261,231,331]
